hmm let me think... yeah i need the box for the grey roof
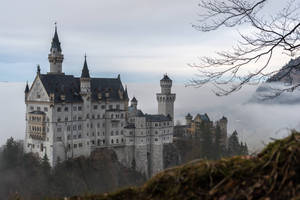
[161,74,171,81]
[39,73,128,103]
[131,97,137,102]
[144,114,171,122]
[196,113,210,121]
[25,82,29,93]
[186,113,192,118]
[51,26,62,52]
[81,56,90,78]
[29,111,46,115]
[124,123,135,129]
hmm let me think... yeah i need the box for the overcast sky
[0,0,293,83]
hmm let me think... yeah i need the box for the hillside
[0,140,145,200]
[60,132,300,200]
[251,57,300,104]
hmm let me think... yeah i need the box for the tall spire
[50,22,62,52]
[48,22,64,74]
[25,81,29,93]
[81,54,90,78]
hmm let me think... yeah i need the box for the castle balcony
[29,131,46,141]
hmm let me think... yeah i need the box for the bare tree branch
[190,0,300,97]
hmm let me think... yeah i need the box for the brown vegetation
[62,132,300,200]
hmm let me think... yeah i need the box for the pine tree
[228,131,240,156]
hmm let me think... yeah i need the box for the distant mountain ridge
[250,57,300,104]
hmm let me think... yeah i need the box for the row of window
[57,104,122,113]
[29,115,45,122]
[29,125,45,133]
[56,113,125,122]
[30,106,48,112]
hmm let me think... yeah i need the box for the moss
[55,132,300,200]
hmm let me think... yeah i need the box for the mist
[1,82,300,152]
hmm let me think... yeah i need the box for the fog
[1,82,300,152]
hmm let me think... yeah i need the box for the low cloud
[1,82,300,153]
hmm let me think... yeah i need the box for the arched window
[111,139,114,144]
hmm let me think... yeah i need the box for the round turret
[160,74,172,94]
[131,97,138,109]
[185,113,193,125]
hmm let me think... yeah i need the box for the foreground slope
[61,132,300,200]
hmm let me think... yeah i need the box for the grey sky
[0,0,292,83]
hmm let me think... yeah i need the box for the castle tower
[24,81,29,102]
[48,24,64,74]
[156,74,176,120]
[131,97,137,110]
[185,113,193,126]
[80,55,92,156]
[80,55,91,94]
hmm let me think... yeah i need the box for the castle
[24,26,176,177]
[174,113,228,147]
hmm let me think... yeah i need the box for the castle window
[109,105,113,110]
[78,116,82,120]
[74,144,77,148]
[103,139,105,144]
[116,104,120,110]
[56,136,62,141]
[78,106,82,111]
[101,105,105,109]
[121,138,124,143]
[78,125,82,130]
[37,107,41,111]
[65,117,68,121]
[116,131,119,135]
[67,125,71,131]
[73,125,77,131]
[111,114,113,118]
[92,140,95,145]
[30,106,34,110]
[111,131,114,136]
[93,105,98,110]
[87,123,89,128]
[155,138,158,141]
[111,139,114,144]
[97,123,100,128]
[121,130,123,135]
[73,135,77,139]
[64,107,68,111]
[116,139,119,143]
[91,123,93,128]
[86,114,89,119]
[92,115,95,119]
[97,132,100,136]
[73,106,77,111]
[67,135,71,140]
[44,107,48,112]
[57,107,61,112]
[97,139,100,145]
[73,116,77,120]
[155,123,158,127]
[68,144,71,149]
[79,143,83,147]
[78,134,82,138]
[57,127,62,132]
[121,113,124,118]
[92,132,95,136]
[97,114,100,119]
